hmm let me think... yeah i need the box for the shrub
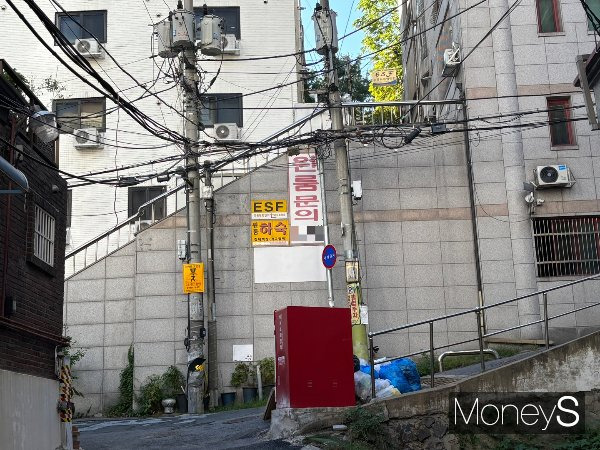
[107,346,134,417]
[161,365,185,398]
[231,362,256,387]
[259,357,275,385]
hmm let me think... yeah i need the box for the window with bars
[533,216,600,277]
[34,206,56,267]
[431,0,441,25]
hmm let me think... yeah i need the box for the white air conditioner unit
[535,165,574,188]
[442,47,460,77]
[221,34,240,55]
[75,38,104,58]
[74,128,104,149]
[213,123,240,142]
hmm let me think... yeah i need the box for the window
[585,0,600,31]
[54,98,106,133]
[547,97,575,147]
[431,0,441,25]
[536,0,562,33]
[533,216,600,277]
[199,94,243,127]
[34,206,55,267]
[56,11,107,43]
[128,186,167,220]
[195,7,241,39]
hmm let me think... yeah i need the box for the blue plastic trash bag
[378,359,421,393]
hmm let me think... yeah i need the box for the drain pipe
[204,161,218,408]
[1,115,17,315]
[460,95,486,335]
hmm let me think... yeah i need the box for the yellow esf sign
[183,263,204,293]
[251,200,287,219]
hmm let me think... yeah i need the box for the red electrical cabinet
[274,306,355,408]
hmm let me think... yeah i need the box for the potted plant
[259,357,275,397]
[231,361,258,404]
[160,366,185,414]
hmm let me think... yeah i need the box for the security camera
[51,184,60,194]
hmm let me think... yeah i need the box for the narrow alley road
[76,407,301,449]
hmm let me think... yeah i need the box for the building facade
[400,0,600,341]
[0,0,303,250]
[0,60,68,450]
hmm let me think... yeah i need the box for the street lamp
[30,108,59,144]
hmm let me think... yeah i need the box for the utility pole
[317,150,334,307]
[204,160,218,408]
[314,1,368,359]
[180,0,205,414]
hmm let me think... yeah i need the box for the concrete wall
[0,369,61,450]
[271,330,600,441]
[0,0,299,249]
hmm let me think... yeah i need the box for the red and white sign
[288,149,324,244]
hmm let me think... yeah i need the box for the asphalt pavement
[76,407,302,450]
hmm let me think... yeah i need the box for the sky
[300,0,368,71]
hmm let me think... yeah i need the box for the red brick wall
[0,85,67,380]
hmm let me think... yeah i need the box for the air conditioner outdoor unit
[535,165,574,188]
[213,123,240,142]
[74,128,104,149]
[442,47,460,77]
[221,34,240,55]
[75,38,104,58]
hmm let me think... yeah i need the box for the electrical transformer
[198,15,223,56]
[155,20,177,58]
[172,9,195,49]
[313,9,338,55]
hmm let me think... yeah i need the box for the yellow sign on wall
[371,69,398,86]
[183,263,205,293]
[251,220,290,246]
[251,200,288,219]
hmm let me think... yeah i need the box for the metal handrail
[438,349,500,373]
[65,184,185,259]
[368,273,600,400]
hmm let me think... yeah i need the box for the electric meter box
[274,306,355,409]
[172,10,195,49]
[313,9,338,55]
[198,15,223,56]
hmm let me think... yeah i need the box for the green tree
[355,0,403,101]
[304,53,371,102]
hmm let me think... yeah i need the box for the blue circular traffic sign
[322,244,337,269]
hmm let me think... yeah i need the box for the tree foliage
[304,53,370,102]
[355,0,403,101]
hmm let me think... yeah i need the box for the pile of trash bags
[353,358,422,402]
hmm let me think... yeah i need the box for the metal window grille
[34,206,55,267]
[431,0,440,25]
[533,216,600,277]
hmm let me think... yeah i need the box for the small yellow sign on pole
[183,263,205,293]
